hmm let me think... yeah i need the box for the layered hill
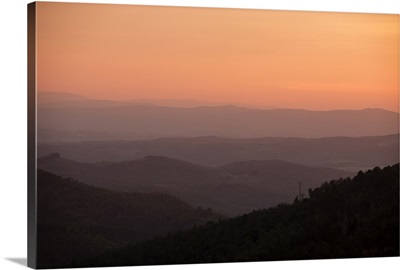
[38,134,399,172]
[36,169,222,268]
[37,154,349,215]
[77,164,399,267]
[37,101,399,142]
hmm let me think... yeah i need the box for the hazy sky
[37,2,399,111]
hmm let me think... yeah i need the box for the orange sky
[36,2,399,111]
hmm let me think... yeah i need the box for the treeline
[36,169,223,268]
[78,164,399,267]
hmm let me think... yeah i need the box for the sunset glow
[36,2,399,111]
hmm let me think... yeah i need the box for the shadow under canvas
[5,258,27,267]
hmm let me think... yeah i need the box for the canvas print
[28,2,399,269]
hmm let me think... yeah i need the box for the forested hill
[79,164,399,267]
[36,169,222,269]
[38,154,349,216]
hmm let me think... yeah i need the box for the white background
[0,1,398,270]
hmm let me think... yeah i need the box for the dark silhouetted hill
[37,169,222,269]
[77,164,399,267]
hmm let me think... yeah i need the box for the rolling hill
[76,164,399,267]
[37,154,349,216]
[38,134,399,172]
[36,169,222,268]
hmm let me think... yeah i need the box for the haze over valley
[38,133,398,172]
[36,91,399,215]
[33,4,399,268]
[38,154,350,216]
[37,92,399,142]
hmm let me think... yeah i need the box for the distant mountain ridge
[38,91,279,109]
[38,134,399,172]
[38,91,90,104]
[37,91,278,109]
[37,101,399,141]
[37,91,133,108]
[37,154,350,216]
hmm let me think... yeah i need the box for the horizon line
[37,91,399,113]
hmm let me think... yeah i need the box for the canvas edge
[23,2,400,269]
[27,2,37,269]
